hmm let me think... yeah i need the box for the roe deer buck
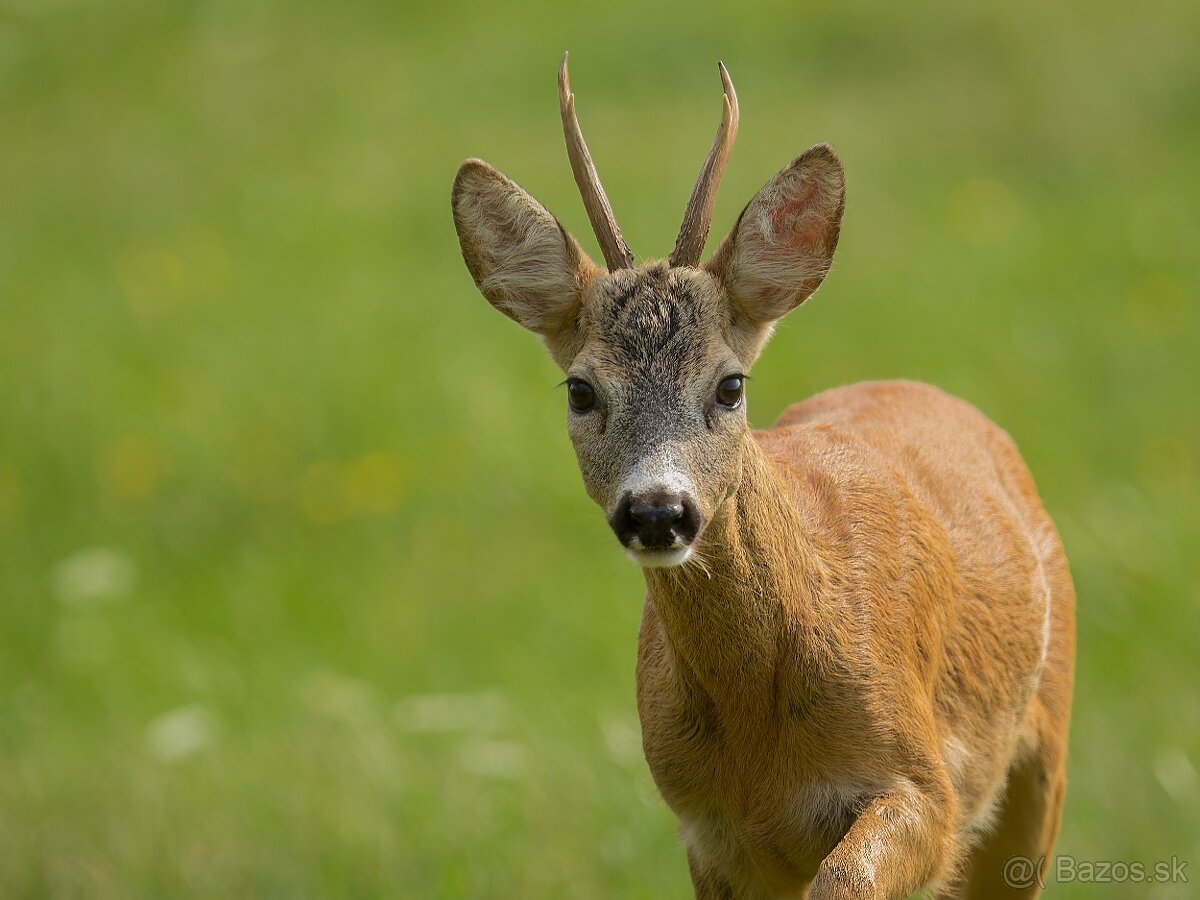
[451,54,1075,899]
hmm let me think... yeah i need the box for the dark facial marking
[594,265,709,387]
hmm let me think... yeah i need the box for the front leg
[687,848,735,900]
[810,777,957,900]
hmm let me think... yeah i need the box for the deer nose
[610,490,700,551]
[630,498,684,529]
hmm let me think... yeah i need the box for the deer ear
[452,159,598,365]
[706,144,845,326]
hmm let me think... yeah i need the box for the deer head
[452,54,845,568]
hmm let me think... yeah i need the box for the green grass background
[1,0,1197,896]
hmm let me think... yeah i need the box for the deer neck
[643,432,819,719]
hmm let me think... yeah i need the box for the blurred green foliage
[1,0,1197,896]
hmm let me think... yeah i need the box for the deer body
[452,55,1074,898]
[638,380,1073,897]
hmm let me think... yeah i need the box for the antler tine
[558,52,635,271]
[669,62,739,268]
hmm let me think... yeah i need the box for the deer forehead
[575,264,732,384]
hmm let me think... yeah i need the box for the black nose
[630,499,684,530]
[610,490,701,551]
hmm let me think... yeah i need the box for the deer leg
[686,849,735,900]
[948,744,1066,898]
[808,778,957,900]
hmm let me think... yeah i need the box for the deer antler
[558,52,635,271]
[669,62,739,268]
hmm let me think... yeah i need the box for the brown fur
[639,381,1074,898]
[452,88,1074,898]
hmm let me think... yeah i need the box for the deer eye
[567,379,596,413]
[716,375,744,409]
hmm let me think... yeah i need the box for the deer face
[452,58,844,567]
[565,265,749,566]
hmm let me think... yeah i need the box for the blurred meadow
[1,0,1198,896]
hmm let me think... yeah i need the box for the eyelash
[560,374,748,412]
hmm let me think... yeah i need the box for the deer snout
[610,489,703,557]
[631,497,684,531]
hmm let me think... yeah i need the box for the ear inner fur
[706,143,846,327]
[451,158,598,366]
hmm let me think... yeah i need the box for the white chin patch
[626,546,692,569]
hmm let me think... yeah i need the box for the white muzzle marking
[626,546,693,568]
